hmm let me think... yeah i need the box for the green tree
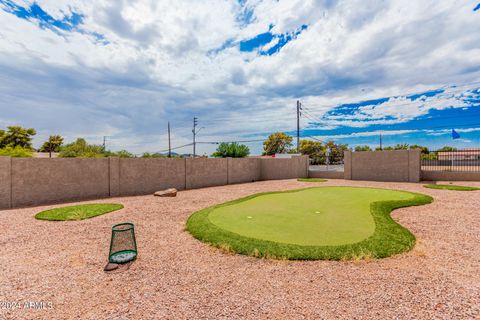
[299,140,325,165]
[409,144,429,154]
[212,142,250,158]
[141,152,166,158]
[325,141,348,164]
[437,146,457,152]
[393,143,409,150]
[263,132,293,155]
[376,144,409,151]
[39,135,64,157]
[354,145,372,152]
[107,150,135,158]
[58,138,105,158]
[0,126,36,149]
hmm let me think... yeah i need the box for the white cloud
[0,0,479,154]
[309,129,419,141]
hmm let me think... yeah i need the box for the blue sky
[0,0,479,155]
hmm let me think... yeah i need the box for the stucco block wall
[186,158,228,189]
[228,158,261,184]
[11,158,109,207]
[0,156,312,208]
[345,150,420,182]
[308,170,344,179]
[408,149,421,182]
[421,171,480,181]
[119,158,186,195]
[260,156,308,180]
[0,157,11,209]
[344,151,352,180]
[109,157,120,197]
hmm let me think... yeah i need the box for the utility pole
[379,133,383,150]
[167,122,171,158]
[297,100,302,153]
[192,117,198,157]
[103,136,107,151]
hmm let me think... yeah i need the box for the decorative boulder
[154,188,177,197]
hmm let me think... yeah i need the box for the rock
[104,262,119,272]
[154,188,177,197]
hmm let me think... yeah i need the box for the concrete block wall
[344,151,352,180]
[421,171,480,181]
[109,157,120,197]
[308,170,344,179]
[344,150,420,182]
[119,158,186,195]
[260,156,309,180]
[0,155,309,209]
[0,157,11,209]
[186,158,228,189]
[10,158,110,208]
[408,149,421,182]
[227,158,261,184]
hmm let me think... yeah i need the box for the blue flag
[452,129,460,140]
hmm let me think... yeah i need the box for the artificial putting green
[35,203,124,221]
[186,187,432,260]
[423,184,480,191]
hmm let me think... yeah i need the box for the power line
[301,123,480,141]
[298,81,480,120]
[200,116,295,124]
[301,110,323,123]
[302,135,324,143]
[196,138,266,144]
[164,121,480,152]
[156,143,194,154]
[301,103,480,129]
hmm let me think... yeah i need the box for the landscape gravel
[0,179,479,319]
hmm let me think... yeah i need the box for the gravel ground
[0,179,479,319]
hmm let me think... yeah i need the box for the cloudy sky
[0,0,480,155]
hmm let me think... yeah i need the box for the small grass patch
[297,178,327,182]
[423,184,480,191]
[35,203,124,221]
[186,187,432,260]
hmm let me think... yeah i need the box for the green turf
[186,187,432,260]
[297,178,327,182]
[35,203,124,221]
[423,184,480,191]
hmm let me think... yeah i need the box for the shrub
[58,138,105,158]
[0,146,34,157]
[106,150,135,158]
[354,145,372,152]
[141,152,166,158]
[212,142,250,158]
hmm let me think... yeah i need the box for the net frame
[108,222,137,264]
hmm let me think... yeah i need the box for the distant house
[273,153,301,159]
[249,154,302,159]
[33,152,59,158]
[437,148,480,161]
